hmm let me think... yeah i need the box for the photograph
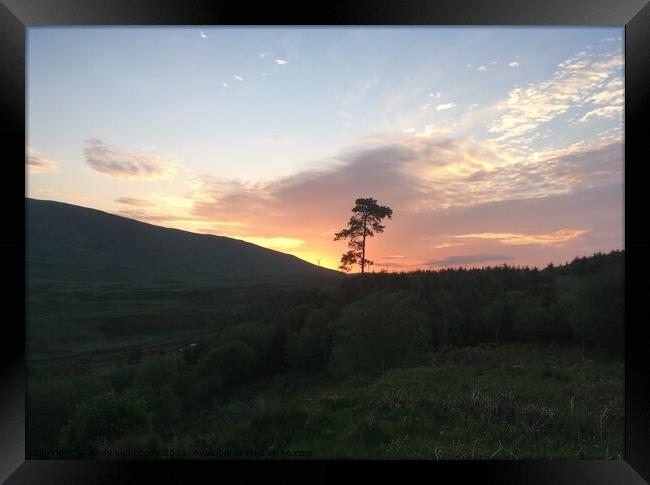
[25,26,624,460]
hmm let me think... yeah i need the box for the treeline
[27,250,623,456]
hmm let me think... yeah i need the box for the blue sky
[26,27,624,270]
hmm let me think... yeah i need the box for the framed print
[1,0,649,483]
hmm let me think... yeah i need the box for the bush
[330,290,431,375]
[106,365,135,393]
[197,339,256,385]
[133,356,180,392]
[221,321,277,375]
[59,391,152,456]
[568,267,624,353]
[285,308,330,370]
[27,375,108,453]
[511,295,550,341]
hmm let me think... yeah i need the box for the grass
[26,282,290,360]
[162,343,623,459]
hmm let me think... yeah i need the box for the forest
[27,249,624,459]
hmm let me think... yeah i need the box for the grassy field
[26,282,299,360]
[29,343,621,460]
[168,344,623,459]
[26,250,625,460]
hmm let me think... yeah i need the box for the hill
[26,198,342,287]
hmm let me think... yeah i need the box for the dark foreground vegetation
[27,250,624,459]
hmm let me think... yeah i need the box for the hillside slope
[26,198,341,287]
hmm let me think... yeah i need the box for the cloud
[458,139,623,203]
[258,52,270,58]
[114,197,153,207]
[576,77,624,122]
[413,124,452,138]
[275,59,288,65]
[428,253,515,267]
[222,82,229,88]
[117,130,621,269]
[434,243,464,249]
[476,66,487,72]
[436,103,456,111]
[116,209,194,224]
[185,136,621,242]
[452,228,589,245]
[199,31,208,39]
[83,139,176,180]
[509,61,520,68]
[586,77,624,105]
[489,49,623,142]
[26,149,58,173]
[234,75,243,81]
[189,135,622,232]
[578,105,622,123]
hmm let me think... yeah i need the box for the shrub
[330,290,431,375]
[59,391,152,456]
[106,365,135,393]
[285,308,330,370]
[27,375,108,453]
[197,339,256,385]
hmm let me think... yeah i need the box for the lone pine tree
[334,197,393,273]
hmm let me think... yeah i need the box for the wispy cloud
[576,77,624,122]
[578,106,622,123]
[99,129,621,270]
[489,49,623,142]
[199,31,208,39]
[114,197,153,207]
[452,228,589,245]
[433,243,464,249]
[509,61,520,68]
[436,102,456,111]
[428,253,515,267]
[26,148,58,173]
[275,59,288,65]
[234,75,243,81]
[185,134,620,239]
[83,139,176,180]
[258,52,270,58]
[476,66,487,72]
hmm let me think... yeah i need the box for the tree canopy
[334,197,393,273]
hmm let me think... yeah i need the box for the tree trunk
[361,213,368,274]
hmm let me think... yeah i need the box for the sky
[26,27,624,272]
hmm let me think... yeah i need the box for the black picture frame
[1,0,648,483]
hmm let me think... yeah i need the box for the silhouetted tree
[334,197,393,273]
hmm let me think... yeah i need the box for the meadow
[26,250,624,460]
